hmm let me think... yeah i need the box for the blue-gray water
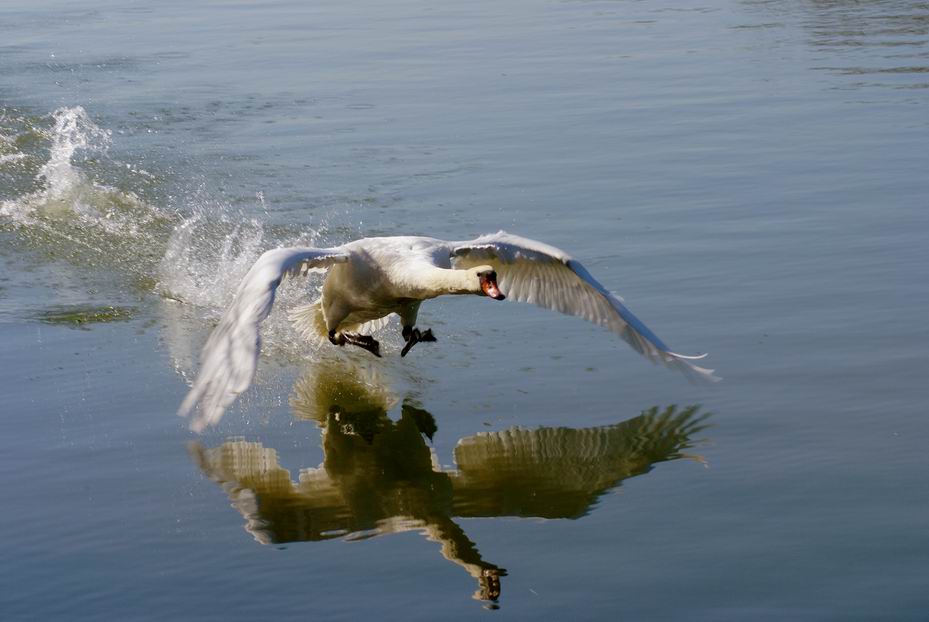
[2,0,928,619]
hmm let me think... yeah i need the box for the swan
[178,231,717,431]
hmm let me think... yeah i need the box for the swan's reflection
[190,361,709,605]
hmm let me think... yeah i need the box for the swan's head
[471,266,505,300]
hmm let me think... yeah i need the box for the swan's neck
[426,268,479,297]
[400,266,478,298]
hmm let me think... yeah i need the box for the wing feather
[178,247,350,431]
[451,231,718,382]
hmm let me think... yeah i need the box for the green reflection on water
[31,304,136,328]
[191,361,709,605]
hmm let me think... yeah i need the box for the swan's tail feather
[288,301,329,343]
[288,301,393,343]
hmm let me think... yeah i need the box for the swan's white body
[179,231,717,431]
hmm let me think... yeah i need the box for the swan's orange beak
[480,272,505,300]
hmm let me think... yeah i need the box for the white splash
[0,106,158,244]
[38,106,111,201]
[159,211,269,310]
[2,105,344,388]
[0,153,27,165]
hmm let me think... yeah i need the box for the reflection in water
[191,362,709,605]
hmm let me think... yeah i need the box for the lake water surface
[2,0,928,619]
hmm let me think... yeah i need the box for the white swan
[179,231,717,431]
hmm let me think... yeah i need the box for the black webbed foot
[332,331,381,357]
[401,326,437,357]
[348,333,381,357]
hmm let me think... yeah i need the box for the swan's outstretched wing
[451,231,718,382]
[178,247,350,431]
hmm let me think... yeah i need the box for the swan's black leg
[401,326,437,357]
[329,329,381,357]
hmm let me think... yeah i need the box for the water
[1,0,927,619]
